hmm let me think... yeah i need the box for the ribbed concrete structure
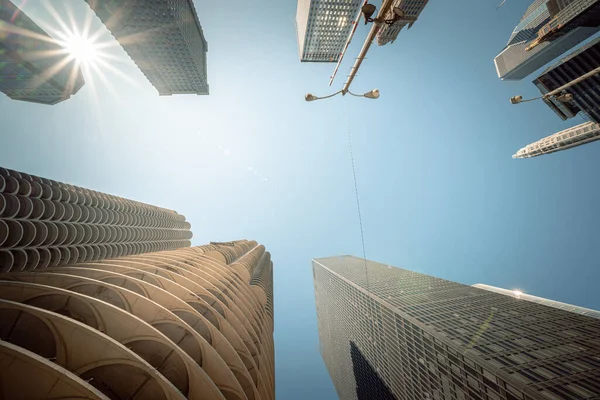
[0,240,275,400]
[0,166,191,272]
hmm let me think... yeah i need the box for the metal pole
[341,0,394,94]
[329,0,368,86]
[543,66,600,99]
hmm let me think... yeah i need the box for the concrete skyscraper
[0,240,275,400]
[314,256,600,399]
[0,166,192,271]
[376,0,429,46]
[494,0,600,81]
[512,121,600,158]
[0,167,275,399]
[84,0,209,95]
[296,0,363,62]
[0,0,85,104]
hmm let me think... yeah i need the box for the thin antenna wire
[342,97,369,290]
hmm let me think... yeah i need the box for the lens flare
[64,35,99,64]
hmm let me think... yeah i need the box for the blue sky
[2,0,600,399]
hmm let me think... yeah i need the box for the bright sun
[65,36,99,64]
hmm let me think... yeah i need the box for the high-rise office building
[0,0,84,105]
[376,0,429,46]
[512,121,600,158]
[296,0,363,62]
[84,0,209,95]
[473,284,600,319]
[314,256,600,399]
[494,0,600,81]
[534,36,600,123]
[0,165,192,271]
[0,240,275,400]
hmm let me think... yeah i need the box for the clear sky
[2,1,600,399]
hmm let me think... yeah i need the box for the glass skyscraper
[376,0,429,46]
[296,0,363,62]
[84,0,209,95]
[314,256,600,399]
[494,0,600,81]
[533,36,600,123]
[473,284,600,320]
[0,0,84,105]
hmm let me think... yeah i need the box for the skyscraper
[314,256,600,399]
[84,0,209,95]
[0,240,275,400]
[0,0,85,105]
[473,284,600,319]
[296,0,363,62]
[512,121,600,158]
[494,0,600,81]
[533,36,600,123]
[0,165,192,271]
[376,0,429,46]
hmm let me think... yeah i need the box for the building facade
[0,0,84,104]
[376,0,429,46]
[0,166,192,271]
[84,0,209,95]
[512,121,600,158]
[473,284,600,320]
[534,36,600,123]
[494,0,600,81]
[0,240,275,400]
[314,256,600,400]
[296,0,363,62]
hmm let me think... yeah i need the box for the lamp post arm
[542,65,600,99]
[520,96,543,103]
[346,91,364,98]
[315,90,344,100]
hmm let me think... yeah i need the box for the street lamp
[511,65,600,105]
[362,3,416,25]
[510,92,574,104]
[305,89,380,102]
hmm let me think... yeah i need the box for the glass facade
[296,0,362,62]
[85,0,209,95]
[534,36,600,124]
[0,0,85,105]
[494,0,600,81]
[376,0,429,46]
[473,284,600,320]
[314,256,600,399]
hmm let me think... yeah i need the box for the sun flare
[64,35,99,64]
